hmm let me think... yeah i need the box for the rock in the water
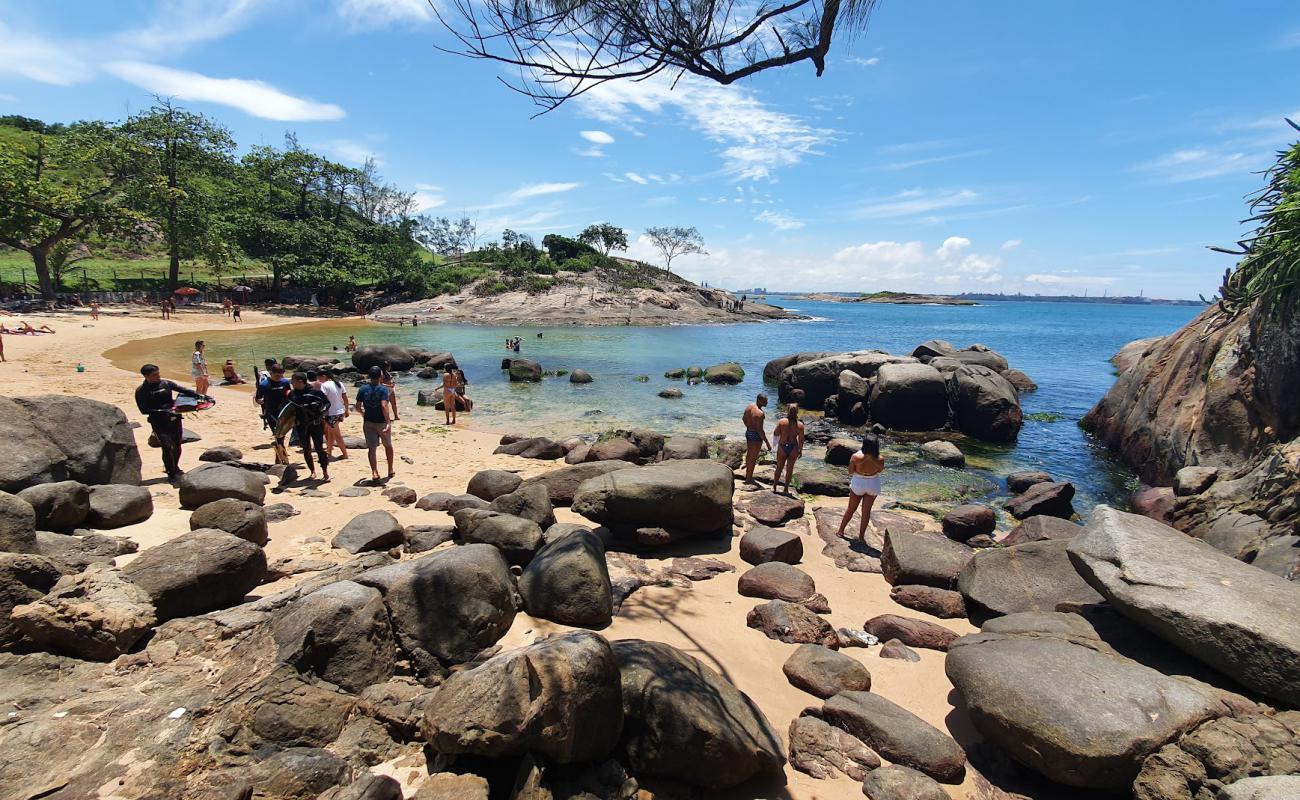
[466,469,522,501]
[920,440,965,468]
[739,525,804,565]
[569,368,594,383]
[941,504,996,542]
[490,481,556,528]
[573,460,733,536]
[1000,368,1038,393]
[1004,480,1075,520]
[123,528,266,621]
[199,446,243,463]
[862,765,950,800]
[788,713,880,781]
[0,395,141,493]
[657,388,683,399]
[613,638,785,788]
[10,563,155,660]
[958,538,1102,621]
[746,599,839,647]
[85,484,153,530]
[1068,505,1300,707]
[493,436,564,460]
[178,465,266,509]
[17,481,90,532]
[0,491,37,553]
[870,363,950,431]
[1000,514,1079,546]
[782,644,872,698]
[743,491,805,526]
[1006,470,1054,494]
[947,365,1023,442]
[881,529,973,589]
[821,690,966,783]
[662,435,708,460]
[453,509,543,565]
[519,527,613,628]
[946,610,1230,790]
[424,630,623,764]
[355,544,517,673]
[738,562,816,602]
[889,585,966,619]
[520,460,636,506]
[879,639,921,662]
[189,498,269,546]
[507,358,543,382]
[271,580,396,693]
[334,510,406,554]
[824,438,859,466]
[864,614,957,651]
[703,362,745,384]
[352,343,420,372]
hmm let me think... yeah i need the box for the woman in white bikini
[836,433,884,543]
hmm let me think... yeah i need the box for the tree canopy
[645,225,707,273]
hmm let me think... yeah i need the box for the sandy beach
[1,304,983,800]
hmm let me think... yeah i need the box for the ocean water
[176,300,1201,516]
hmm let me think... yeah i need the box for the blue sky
[2,0,1298,299]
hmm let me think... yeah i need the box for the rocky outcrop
[271,580,395,693]
[0,395,142,493]
[870,363,950,431]
[572,460,733,537]
[788,713,880,781]
[518,527,613,627]
[946,365,1024,442]
[520,460,636,505]
[958,538,1102,621]
[123,529,266,621]
[1134,712,1300,800]
[11,563,156,660]
[334,510,406,554]
[351,344,455,373]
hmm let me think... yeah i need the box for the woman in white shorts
[191,340,209,395]
[836,433,884,544]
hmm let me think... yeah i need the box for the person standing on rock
[288,372,331,482]
[741,393,771,487]
[836,433,885,544]
[771,403,805,495]
[356,365,395,481]
[135,364,205,483]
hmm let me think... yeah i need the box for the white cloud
[318,139,384,166]
[0,22,92,85]
[1001,239,1022,251]
[832,241,929,269]
[936,236,971,261]
[575,72,832,180]
[412,183,445,212]
[883,150,988,171]
[756,210,805,231]
[1024,273,1120,287]
[855,189,979,220]
[1136,146,1267,183]
[504,182,581,202]
[104,61,345,121]
[336,0,433,27]
[579,130,614,144]
[847,56,880,66]
[575,146,606,158]
[624,172,650,185]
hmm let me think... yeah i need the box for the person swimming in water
[835,433,885,543]
[741,393,770,487]
[771,403,805,495]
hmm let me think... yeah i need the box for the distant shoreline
[758,291,1207,307]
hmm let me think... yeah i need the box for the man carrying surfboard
[135,364,209,483]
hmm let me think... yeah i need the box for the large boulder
[177,465,266,510]
[465,469,522,501]
[738,562,816,602]
[1006,470,1053,494]
[778,352,903,409]
[489,482,556,528]
[0,491,37,553]
[424,631,623,764]
[271,580,396,693]
[948,346,1010,372]
[333,510,406,554]
[0,395,142,493]
[453,509,543,565]
[588,438,640,463]
[947,365,1023,442]
[355,544,517,673]
[920,440,965,468]
[869,363,950,431]
[85,484,153,530]
[1068,506,1300,707]
[351,344,418,372]
[613,638,785,788]
[662,435,708,460]
[890,584,966,619]
[941,504,996,541]
[946,611,1230,790]
[122,528,266,621]
[788,713,881,781]
[912,340,956,361]
[507,358,543,382]
[1004,480,1076,520]
[742,491,805,526]
[520,460,636,506]
[572,460,733,536]
[569,368,593,383]
[764,351,833,381]
[493,436,564,460]
[189,498,268,546]
[0,552,65,647]
[17,481,90,532]
[1001,514,1080,546]
[746,599,838,647]
[703,362,745,384]
[739,525,803,565]
[957,538,1102,621]
[821,691,966,783]
[518,527,613,627]
[10,563,156,660]
[782,644,871,698]
[881,529,973,589]
[34,530,135,571]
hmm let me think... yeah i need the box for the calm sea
[186,299,1201,516]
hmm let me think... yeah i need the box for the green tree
[124,100,237,289]
[644,225,707,274]
[578,222,628,256]
[0,121,149,298]
[416,214,478,256]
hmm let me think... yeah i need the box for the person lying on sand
[1,322,55,335]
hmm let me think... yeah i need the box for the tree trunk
[32,246,54,299]
[271,262,283,299]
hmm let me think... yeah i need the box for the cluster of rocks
[767,340,1032,442]
[284,345,458,384]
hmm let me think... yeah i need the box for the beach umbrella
[174,287,201,296]
[232,285,253,293]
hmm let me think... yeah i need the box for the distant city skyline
[2,0,1298,300]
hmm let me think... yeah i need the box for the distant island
[780,291,979,306]
[956,292,1206,306]
[747,290,1208,307]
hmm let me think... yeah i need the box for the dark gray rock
[862,765,950,800]
[1000,368,1038,393]
[272,580,396,692]
[414,491,457,511]
[178,465,266,509]
[333,510,405,554]
[573,460,733,536]
[519,527,613,627]
[1068,505,1300,707]
[1004,480,1075,520]
[738,562,816,602]
[17,481,89,532]
[317,772,403,800]
[0,491,37,553]
[794,464,849,496]
[569,368,593,383]
[404,525,454,553]
[189,498,268,546]
[739,525,804,565]
[1001,514,1080,546]
[122,529,266,621]
[613,638,785,788]
[746,599,838,647]
[870,363,949,431]
[381,486,416,506]
[85,484,153,529]
[703,362,744,384]
[782,644,871,698]
[264,502,298,522]
[947,365,1023,442]
[453,509,543,565]
[1174,466,1219,496]
[879,639,921,662]
[0,395,141,493]
[199,446,243,463]
[588,438,640,463]
[821,691,966,783]
[958,538,1102,621]
[881,529,973,589]
[657,387,682,399]
[864,614,957,651]
[507,358,542,382]
[662,435,708,460]
[490,481,556,528]
[788,713,880,781]
[352,343,419,372]
[1006,470,1053,494]
[743,491,805,526]
[824,437,859,466]
[34,530,136,571]
[520,461,637,506]
[466,469,522,501]
[493,436,564,460]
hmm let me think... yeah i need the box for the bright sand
[1,305,986,799]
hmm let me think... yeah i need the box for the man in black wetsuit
[135,363,204,482]
[288,371,331,481]
[255,363,293,464]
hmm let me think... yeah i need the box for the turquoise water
[192,300,1201,515]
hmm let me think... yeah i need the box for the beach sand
[0,304,987,800]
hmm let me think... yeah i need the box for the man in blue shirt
[255,363,292,464]
[355,365,395,481]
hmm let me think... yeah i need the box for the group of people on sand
[219,298,243,321]
[741,392,883,543]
